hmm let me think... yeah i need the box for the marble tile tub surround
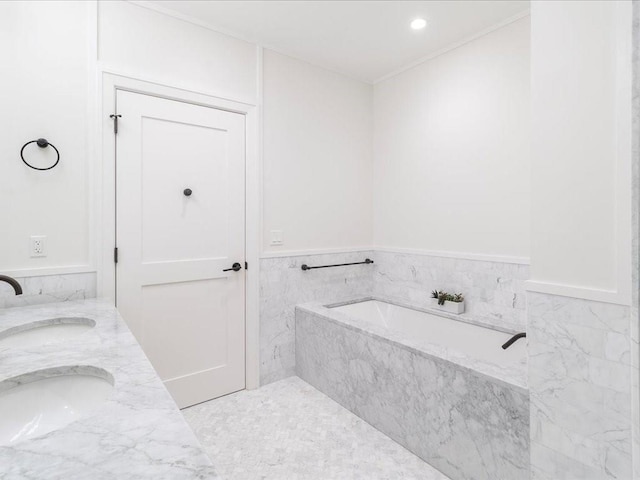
[0,271,96,309]
[259,250,374,385]
[528,292,633,480]
[299,300,527,390]
[260,249,528,384]
[0,300,217,480]
[296,307,530,480]
[373,250,529,332]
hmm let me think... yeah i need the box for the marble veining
[259,251,374,385]
[296,306,529,480]
[528,292,633,480]
[0,300,217,480]
[373,251,529,332]
[298,300,527,390]
[0,272,96,309]
[183,376,450,480]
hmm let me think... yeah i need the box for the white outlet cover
[30,235,46,257]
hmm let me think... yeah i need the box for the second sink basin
[0,317,95,349]
[0,366,114,445]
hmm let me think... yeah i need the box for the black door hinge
[245,261,248,270]
[110,114,122,134]
[114,247,119,264]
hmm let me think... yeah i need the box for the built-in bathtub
[295,298,529,480]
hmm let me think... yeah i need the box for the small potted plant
[430,290,465,314]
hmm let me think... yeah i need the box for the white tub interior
[330,300,527,368]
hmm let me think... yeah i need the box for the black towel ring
[20,138,60,171]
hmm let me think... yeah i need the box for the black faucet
[502,332,526,350]
[0,275,23,295]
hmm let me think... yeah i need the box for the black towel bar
[301,258,374,271]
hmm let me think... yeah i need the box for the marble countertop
[297,297,528,393]
[0,299,218,480]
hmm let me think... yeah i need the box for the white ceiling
[142,0,530,84]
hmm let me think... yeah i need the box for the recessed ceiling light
[411,18,427,30]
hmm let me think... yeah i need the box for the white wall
[262,50,373,254]
[529,0,631,298]
[98,1,257,104]
[0,1,91,273]
[0,1,258,277]
[373,17,531,259]
[0,1,375,278]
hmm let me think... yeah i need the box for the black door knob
[223,262,242,272]
[183,188,193,196]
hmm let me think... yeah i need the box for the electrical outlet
[270,230,283,246]
[30,235,46,257]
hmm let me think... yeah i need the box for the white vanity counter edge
[0,299,218,480]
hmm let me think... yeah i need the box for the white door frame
[98,72,260,390]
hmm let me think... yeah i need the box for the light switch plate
[270,230,283,246]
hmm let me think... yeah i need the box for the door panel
[115,90,246,408]
[140,117,229,263]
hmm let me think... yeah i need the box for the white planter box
[429,298,465,314]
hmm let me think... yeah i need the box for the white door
[115,90,246,408]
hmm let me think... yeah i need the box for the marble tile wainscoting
[528,5,640,479]
[528,292,634,479]
[0,272,96,309]
[260,249,530,384]
[296,305,530,480]
[259,251,374,385]
[373,251,529,332]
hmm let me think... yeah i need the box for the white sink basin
[0,317,95,349]
[0,367,113,445]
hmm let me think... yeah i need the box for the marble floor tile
[182,376,449,480]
